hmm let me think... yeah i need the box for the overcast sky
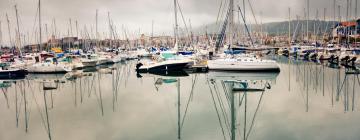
[0,0,358,45]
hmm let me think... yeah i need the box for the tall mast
[306,0,309,43]
[38,0,42,52]
[289,8,291,47]
[15,5,23,56]
[69,18,73,37]
[0,21,2,47]
[151,20,154,39]
[76,20,79,38]
[333,0,336,43]
[174,0,179,50]
[96,9,99,50]
[346,0,349,46]
[355,0,358,43]
[229,0,234,46]
[108,12,112,47]
[6,13,13,47]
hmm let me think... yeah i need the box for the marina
[1,0,360,139]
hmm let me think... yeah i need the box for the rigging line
[176,0,191,38]
[238,5,254,46]
[180,77,196,130]
[88,73,96,97]
[207,80,227,140]
[43,85,52,140]
[213,81,231,135]
[216,0,225,24]
[221,81,231,106]
[337,75,348,97]
[245,87,266,140]
[15,83,20,128]
[1,87,10,108]
[239,93,246,107]
[180,74,198,129]
[352,75,355,111]
[29,81,48,133]
[29,4,39,45]
[246,0,259,25]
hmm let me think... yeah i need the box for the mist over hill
[192,20,338,36]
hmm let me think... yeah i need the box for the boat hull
[27,63,72,74]
[137,61,190,73]
[0,69,28,79]
[207,59,280,72]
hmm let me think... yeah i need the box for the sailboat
[26,0,73,74]
[208,55,280,71]
[207,1,280,72]
[136,0,193,73]
[27,58,73,73]
[207,71,279,140]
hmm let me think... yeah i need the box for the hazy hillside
[193,20,338,36]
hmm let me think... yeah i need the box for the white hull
[208,71,279,81]
[82,59,98,67]
[207,59,280,71]
[111,56,122,63]
[97,57,113,65]
[27,63,72,73]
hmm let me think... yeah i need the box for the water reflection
[0,60,359,140]
[207,72,278,140]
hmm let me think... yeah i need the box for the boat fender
[266,82,271,89]
[136,63,143,71]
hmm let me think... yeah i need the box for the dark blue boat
[0,63,28,79]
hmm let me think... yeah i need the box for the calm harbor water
[0,57,359,140]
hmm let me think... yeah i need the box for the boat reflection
[207,71,279,140]
[291,60,360,112]
[0,65,131,140]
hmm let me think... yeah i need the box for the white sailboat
[208,55,280,71]
[27,58,73,73]
[207,0,280,72]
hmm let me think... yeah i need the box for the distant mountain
[192,20,338,36]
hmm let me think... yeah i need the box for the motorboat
[97,53,114,65]
[81,54,98,67]
[0,62,28,79]
[136,51,194,73]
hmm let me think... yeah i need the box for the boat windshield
[161,53,176,60]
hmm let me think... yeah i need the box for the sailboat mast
[0,21,2,47]
[96,9,99,50]
[39,0,42,52]
[6,13,13,47]
[289,8,291,46]
[355,0,358,43]
[15,5,23,56]
[229,0,234,46]
[174,0,179,49]
[108,12,112,47]
[333,0,336,43]
[306,0,309,43]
